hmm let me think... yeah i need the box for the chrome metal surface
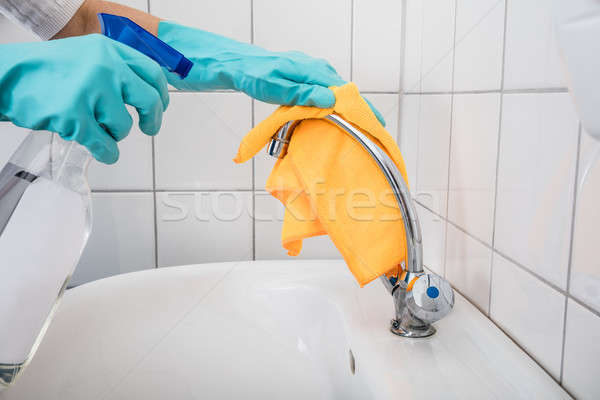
[267,120,298,158]
[266,114,454,337]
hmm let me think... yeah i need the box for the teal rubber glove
[0,34,169,164]
[157,22,385,126]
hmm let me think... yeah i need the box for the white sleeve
[0,0,85,40]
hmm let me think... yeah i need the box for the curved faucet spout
[267,114,453,338]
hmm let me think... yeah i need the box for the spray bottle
[0,14,192,389]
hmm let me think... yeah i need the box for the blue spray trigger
[98,13,192,78]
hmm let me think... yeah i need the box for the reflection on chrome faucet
[268,114,454,338]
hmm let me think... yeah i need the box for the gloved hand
[157,22,385,126]
[0,34,169,164]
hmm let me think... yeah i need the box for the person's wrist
[52,0,101,39]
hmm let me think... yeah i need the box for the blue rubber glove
[0,34,169,164]
[157,22,385,126]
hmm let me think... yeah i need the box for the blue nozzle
[98,13,192,78]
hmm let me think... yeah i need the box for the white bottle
[0,131,92,390]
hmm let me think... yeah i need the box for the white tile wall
[155,92,252,190]
[253,0,352,81]
[414,94,452,216]
[420,0,455,92]
[453,0,505,91]
[402,0,456,93]
[503,0,566,90]
[403,0,600,394]
[445,223,492,313]
[448,93,500,244]
[253,100,279,190]
[71,193,156,286]
[402,0,423,93]
[495,93,578,289]
[490,253,565,379]
[156,191,253,267]
[399,94,420,188]
[150,0,251,42]
[416,203,446,276]
[362,93,400,140]
[88,108,154,191]
[352,0,402,92]
[570,130,600,312]
[562,299,600,400]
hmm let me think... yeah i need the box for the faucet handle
[405,274,454,324]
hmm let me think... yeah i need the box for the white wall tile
[445,223,492,313]
[416,203,446,276]
[0,123,29,166]
[402,0,423,93]
[570,129,600,311]
[150,0,251,43]
[254,0,351,81]
[0,14,38,43]
[71,193,155,286]
[453,0,505,91]
[495,93,578,289]
[503,0,566,90]
[399,94,420,189]
[490,253,565,380]
[415,94,452,216]
[420,0,455,92]
[448,93,500,244]
[253,101,279,190]
[562,299,600,400]
[155,93,252,190]
[362,93,400,140]
[254,192,340,260]
[353,0,402,92]
[156,191,253,267]
[88,107,153,190]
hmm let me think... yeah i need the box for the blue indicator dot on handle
[427,286,440,299]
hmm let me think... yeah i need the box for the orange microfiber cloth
[234,83,409,286]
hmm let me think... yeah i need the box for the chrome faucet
[267,114,454,338]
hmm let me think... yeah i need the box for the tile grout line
[350,0,354,82]
[147,0,158,270]
[442,0,459,281]
[403,87,569,96]
[559,121,583,383]
[396,0,407,145]
[488,0,510,319]
[417,198,600,321]
[151,138,158,269]
[452,284,575,397]
[250,0,256,261]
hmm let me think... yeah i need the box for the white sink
[0,260,570,399]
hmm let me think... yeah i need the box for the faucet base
[389,319,436,338]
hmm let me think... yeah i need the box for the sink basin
[0,260,570,399]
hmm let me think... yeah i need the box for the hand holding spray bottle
[0,14,192,389]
